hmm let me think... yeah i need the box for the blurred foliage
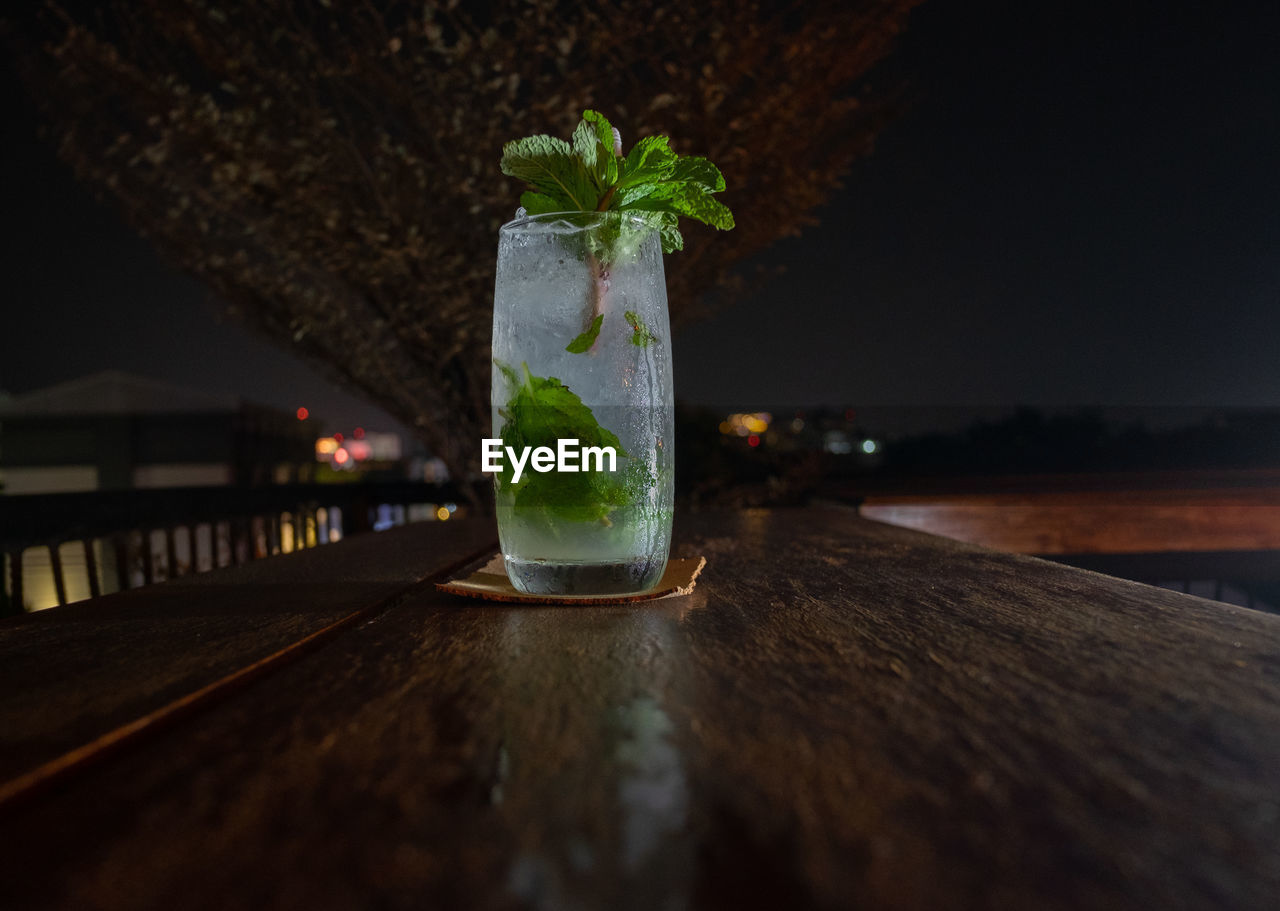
[11,0,919,483]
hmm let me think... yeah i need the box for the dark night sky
[4,0,1280,436]
[678,0,1280,411]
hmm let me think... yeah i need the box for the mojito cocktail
[492,110,733,596]
[492,211,673,594]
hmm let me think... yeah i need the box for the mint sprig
[493,112,710,527]
[494,359,653,525]
[500,110,734,254]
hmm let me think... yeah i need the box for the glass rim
[499,209,659,233]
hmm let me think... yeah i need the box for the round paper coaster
[435,554,706,605]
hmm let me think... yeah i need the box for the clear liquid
[503,555,667,596]
[492,214,674,596]
[495,500,672,595]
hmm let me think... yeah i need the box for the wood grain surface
[1,507,1278,910]
[861,488,1280,554]
[0,520,496,784]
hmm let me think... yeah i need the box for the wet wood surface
[861,488,1280,554]
[1,506,1279,910]
[0,520,496,784]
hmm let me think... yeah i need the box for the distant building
[0,371,314,495]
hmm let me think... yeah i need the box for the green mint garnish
[624,310,656,347]
[495,360,627,462]
[513,457,654,526]
[499,134,597,212]
[501,110,734,255]
[565,314,604,354]
[493,359,652,525]
[494,109,713,525]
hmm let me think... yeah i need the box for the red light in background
[334,432,344,443]
[334,448,350,465]
[353,427,365,439]
[747,434,760,447]
[844,408,855,422]
[296,407,309,421]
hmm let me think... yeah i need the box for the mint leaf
[513,469,627,524]
[618,136,677,189]
[669,156,726,192]
[511,455,654,526]
[501,111,733,257]
[624,310,657,347]
[574,110,620,192]
[519,190,568,215]
[655,212,683,253]
[494,362,645,524]
[499,363,626,461]
[623,184,735,230]
[500,134,597,211]
[565,314,604,353]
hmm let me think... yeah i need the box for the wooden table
[2,505,1278,910]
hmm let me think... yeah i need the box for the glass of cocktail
[491,210,673,594]
[490,110,732,596]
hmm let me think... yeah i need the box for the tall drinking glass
[491,211,674,595]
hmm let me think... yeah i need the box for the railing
[0,482,478,614]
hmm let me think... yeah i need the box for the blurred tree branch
[9,0,920,486]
